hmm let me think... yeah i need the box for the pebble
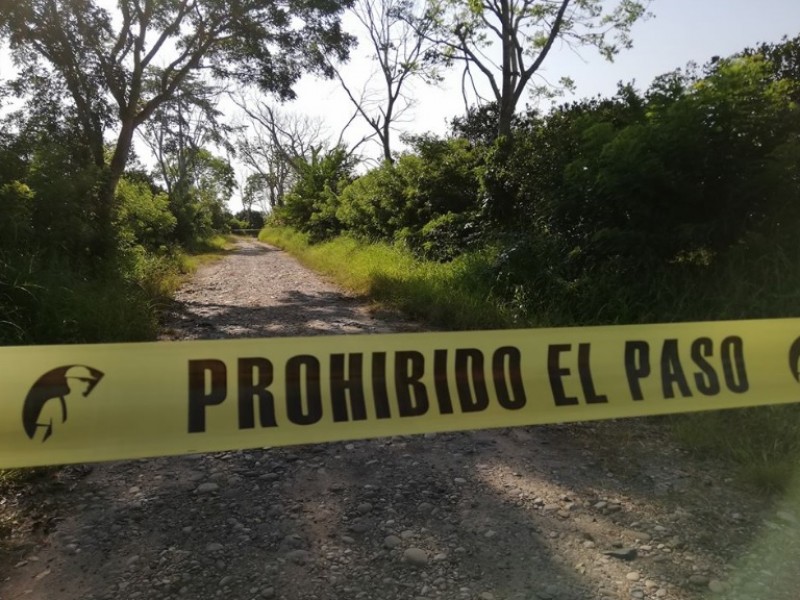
[403,548,428,566]
[286,549,311,564]
[418,502,435,514]
[626,571,640,581]
[357,502,373,514]
[349,521,371,534]
[205,543,223,552]
[196,482,219,493]
[384,535,402,549]
[479,593,495,600]
[604,548,637,561]
[709,579,727,593]
[282,534,305,549]
[688,574,710,587]
[454,478,467,484]
[261,588,275,598]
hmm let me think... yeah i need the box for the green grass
[0,234,236,518]
[0,235,235,346]
[179,234,235,273]
[672,405,800,493]
[263,225,800,492]
[261,226,513,330]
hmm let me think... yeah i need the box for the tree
[277,146,357,241]
[417,0,648,138]
[140,75,232,202]
[0,0,354,254]
[236,96,370,206]
[138,74,235,241]
[237,99,330,208]
[330,0,439,161]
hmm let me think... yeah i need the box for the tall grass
[0,235,234,346]
[0,236,234,508]
[263,225,800,491]
[261,226,512,330]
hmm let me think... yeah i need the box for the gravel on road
[2,239,798,600]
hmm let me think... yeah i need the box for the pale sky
[1,0,799,211]
[295,0,800,153]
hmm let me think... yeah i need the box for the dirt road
[1,239,798,600]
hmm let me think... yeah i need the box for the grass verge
[178,234,235,274]
[671,405,800,493]
[0,235,235,346]
[0,235,235,503]
[260,226,512,330]
[263,225,800,492]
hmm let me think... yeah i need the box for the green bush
[411,211,482,262]
[115,177,177,252]
[275,147,356,242]
[336,159,409,240]
[0,181,35,250]
[337,136,484,253]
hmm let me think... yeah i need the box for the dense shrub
[0,107,230,346]
[275,147,356,242]
[409,211,482,262]
[336,136,484,256]
[115,177,177,252]
[336,158,409,240]
[0,181,35,251]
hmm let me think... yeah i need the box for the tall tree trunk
[497,0,515,140]
[92,120,135,259]
[382,121,392,163]
[497,97,516,139]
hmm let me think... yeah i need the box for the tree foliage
[0,0,355,253]
[285,36,800,326]
[236,100,336,209]
[334,135,484,258]
[416,0,648,137]
[331,0,439,161]
[274,147,357,241]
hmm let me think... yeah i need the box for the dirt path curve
[1,239,797,600]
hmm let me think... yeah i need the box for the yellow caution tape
[2,318,799,469]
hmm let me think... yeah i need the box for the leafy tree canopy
[0,0,356,253]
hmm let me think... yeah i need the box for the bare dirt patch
[2,238,798,600]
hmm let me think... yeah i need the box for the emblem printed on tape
[789,337,800,383]
[22,365,104,442]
